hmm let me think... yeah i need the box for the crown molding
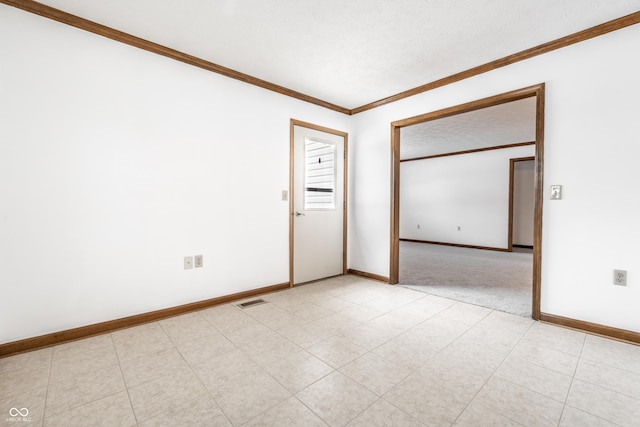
[350,10,640,114]
[2,2,639,115]
[0,0,351,115]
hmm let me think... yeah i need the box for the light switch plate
[550,185,562,200]
[282,190,288,201]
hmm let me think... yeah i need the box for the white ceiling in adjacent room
[400,97,537,160]
[29,0,640,109]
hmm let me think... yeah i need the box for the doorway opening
[290,119,348,287]
[510,157,535,252]
[390,84,545,319]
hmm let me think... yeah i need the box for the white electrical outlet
[184,256,193,270]
[613,269,627,286]
[195,255,203,268]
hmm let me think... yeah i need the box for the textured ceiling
[400,97,536,160]
[29,0,640,109]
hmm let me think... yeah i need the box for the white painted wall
[513,160,535,247]
[0,7,348,344]
[2,5,639,343]
[400,146,535,248]
[350,24,640,332]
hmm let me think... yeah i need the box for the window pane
[304,138,336,210]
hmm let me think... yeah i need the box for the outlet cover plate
[184,256,193,269]
[613,269,627,286]
[195,255,203,268]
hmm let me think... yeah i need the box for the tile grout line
[553,333,625,427]
[288,376,333,427]
[387,287,529,424]
[246,289,348,425]
[243,366,305,425]
[269,281,533,425]
[449,312,536,426]
[574,370,640,403]
[492,324,589,424]
[110,332,140,427]
[156,315,236,427]
[223,313,298,424]
[43,339,127,424]
[264,281,377,425]
[514,342,581,376]
[352,287,491,425]
[212,296,349,424]
[46,342,130,422]
[378,397,429,426]
[40,347,54,427]
[349,295,436,426]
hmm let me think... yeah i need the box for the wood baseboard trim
[347,269,391,284]
[0,282,290,358]
[540,313,640,345]
[399,238,509,252]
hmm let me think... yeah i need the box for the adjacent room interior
[397,97,537,317]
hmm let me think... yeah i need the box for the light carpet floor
[399,241,533,317]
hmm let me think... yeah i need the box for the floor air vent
[238,298,267,309]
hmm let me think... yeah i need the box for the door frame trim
[290,119,348,287]
[389,83,545,320]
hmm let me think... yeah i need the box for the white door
[292,123,345,285]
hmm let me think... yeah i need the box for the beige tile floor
[1,275,639,426]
